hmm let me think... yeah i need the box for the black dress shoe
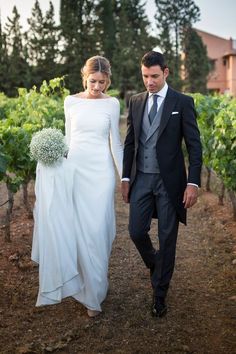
[152,296,167,318]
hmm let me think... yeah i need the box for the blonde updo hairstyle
[81,56,111,92]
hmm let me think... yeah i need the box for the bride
[32,56,123,317]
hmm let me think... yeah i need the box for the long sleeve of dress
[109,98,124,179]
[64,96,71,147]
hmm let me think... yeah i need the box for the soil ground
[0,121,235,354]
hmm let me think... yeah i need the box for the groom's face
[141,65,169,93]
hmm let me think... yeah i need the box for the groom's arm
[122,98,135,179]
[121,98,135,203]
[182,95,202,208]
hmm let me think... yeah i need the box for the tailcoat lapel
[133,92,148,140]
[157,87,178,140]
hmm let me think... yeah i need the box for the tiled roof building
[196,29,236,96]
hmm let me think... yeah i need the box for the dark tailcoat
[122,87,202,224]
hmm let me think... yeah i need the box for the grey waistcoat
[137,98,165,174]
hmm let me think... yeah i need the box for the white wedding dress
[32,95,123,311]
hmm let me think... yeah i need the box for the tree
[4,6,29,96]
[183,28,210,93]
[26,0,60,87]
[43,2,60,78]
[156,22,176,87]
[26,0,44,67]
[155,0,200,89]
[112,0,154,96]
[94,0,117,59]
[60,0,97,93]
[0,19,9,93]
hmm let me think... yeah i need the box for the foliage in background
[212,97,236,192]
[155,0,202,90]
[0,0,210,97]
[2,6,29,96]
[111,0,155,96]
[26,0,60,88]
[192,93,236,219]
[60,0,98,93]
[0,78,67,241]
[183,28,210,93]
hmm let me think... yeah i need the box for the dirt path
[0,181,235,354]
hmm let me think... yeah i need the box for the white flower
[30,128,68,166]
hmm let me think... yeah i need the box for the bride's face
[86,72,107,98]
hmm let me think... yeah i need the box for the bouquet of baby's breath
[30,128,68,166]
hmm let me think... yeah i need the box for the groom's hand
[183,185,198,208]
[121,181,130,203]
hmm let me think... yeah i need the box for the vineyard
[1,84,236,242]
[0,85,235,353]
[0,78,67,241]
[192,93,236,218]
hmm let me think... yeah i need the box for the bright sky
[0,0,235,39]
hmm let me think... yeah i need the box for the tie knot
[152,94,158,102]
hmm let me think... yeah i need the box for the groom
[121,51,202,317]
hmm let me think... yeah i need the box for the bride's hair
[81,56,111,92]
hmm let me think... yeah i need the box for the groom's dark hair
[141,51,167,71]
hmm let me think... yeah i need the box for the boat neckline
[71,95,114,100]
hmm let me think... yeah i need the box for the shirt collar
[148,82,168,99]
